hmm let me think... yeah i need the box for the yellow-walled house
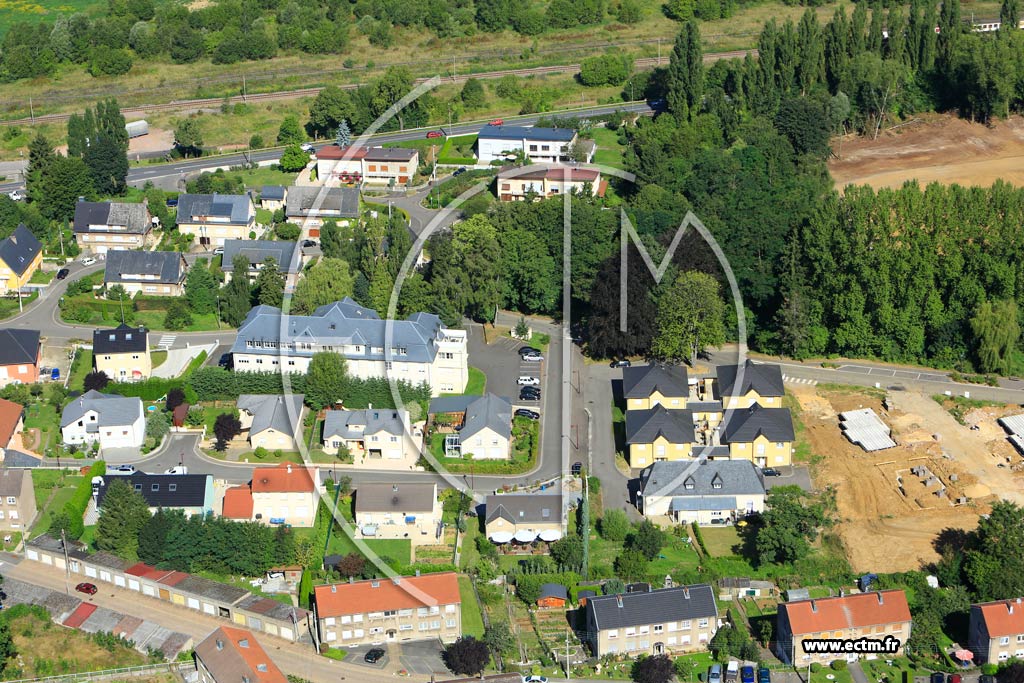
[720,404,795,467]
[237,394,304,452]
[0,225,42,295]
[623,365,690,411]
[93,324,151,382]
[715,360,785,409]
[625,405,695,469]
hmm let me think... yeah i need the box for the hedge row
[65,461,105,539]
[691,522,709,557]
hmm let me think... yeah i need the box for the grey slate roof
[0,468,27,497]
[237,394,304,437]
[0,225,41,277]
[3,451,41,468]
[95,472,211,509]
[670,496,738,511]
[461,394,512,441]
[0,329,39,366]
[60,390,143,428]
[587,584,717,631]
[231,298,449,364]
[260,185,286,201]
[354,482,436,514]
[174,575,249,604]
[364,147,418,161]
[479,125,577,142]
[93,324,148,355]
[625,405,695,444]
[177,193,253,225]
[622,365,689,399]
[221,239,301,275]
[285,186,359,218]
[73,201,150,234]
[104,250,185,285]
[716,360,785,399]
[539,583,568,601]
[720,404,795,443]
[484,493,561,525]
[323,408,408,441]
[638,459,765,499]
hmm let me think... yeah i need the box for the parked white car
[517,376,540,386]
[81,256,97,266]
[300,143,315,152]
[7,190,24,201]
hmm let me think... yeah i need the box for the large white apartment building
[230,299,468,396]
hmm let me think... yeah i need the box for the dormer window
[711,474,723,489]
[684,477,695,490]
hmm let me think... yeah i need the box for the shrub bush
[810,663,822,673]
[830,660,847,671]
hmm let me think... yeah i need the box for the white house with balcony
[230,298,469,396]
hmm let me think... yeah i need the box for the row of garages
[26,534,310,643]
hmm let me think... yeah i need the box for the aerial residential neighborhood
[3,2,1024,682]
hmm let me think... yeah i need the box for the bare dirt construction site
[829,113,1024,190]
[790,384,1024,573]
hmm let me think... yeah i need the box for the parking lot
[340,640,448,675]
[468,326,545,409]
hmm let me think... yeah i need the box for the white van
[517,376,540,386]
[726,661,740,682]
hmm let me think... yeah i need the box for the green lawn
[68,348,92,392]
[130,310,225,332]
[591,126,626,169]
[31,472,81,510]
[31,485,79,538]
[439,134,478,164]
[459,575,485,638]
[30,270,55,285]
[24,404,60,454]
[647,536,702,577]
[464,367,486,395]
[150,350,168,369]
[459,521,480,571]
[325,530,412,565]
[426,416,538,475]
[700,526,743,557]
[0,291,38,321]
[0,0,98,35]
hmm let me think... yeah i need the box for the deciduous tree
[651,271,726,366]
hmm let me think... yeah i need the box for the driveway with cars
[762,466,812,492]
[342,644,391,669]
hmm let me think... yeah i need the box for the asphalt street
[0,101,654,195]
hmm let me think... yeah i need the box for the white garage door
[99,570,111,582]
[114,576,125,587]
[203,603,216,615]
[488,448,502,458]
[187,597,200,610]
[386,449,401,459]
[142,585,155,596]
[41,555,52,565]
[85,566,97,578]
[26,549,37,561]
[128,579,140,591]
[281,627,293,640]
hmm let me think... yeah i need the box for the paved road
[0,101,654,194]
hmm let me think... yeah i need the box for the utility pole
[658,38,662,65]
[60,528,70,595]
[29,96,34,124]
[564,629,571,680]
[242,74,247,102]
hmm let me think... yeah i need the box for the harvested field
[829,113,1024,190]
[791,384,1024,573]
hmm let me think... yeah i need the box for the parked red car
[75,582,97,595]
[489,118,504,125]
[426,130,444,139]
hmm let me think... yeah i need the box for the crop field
[0,0,98,35]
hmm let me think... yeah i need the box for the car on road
[758,668,771,683]
[930,673,945,683]
[708,664,723,683]
[80,256,97,266]
[106,464,135,475]
[517,376,540,386]
[947,675,962,683]
[426,130,444,139]
[453,167,468,177]
[364,648,386,664]
[514,409,540,420]
[609,359,631,368]
[741,666,755,683]
[980,675,995,683]
[571,461,583,475]
[7,190,23,202]
[75,582,97,595]
[523,677,547,683]
[300,142,315,152]
[522,352,544,362]
[648,98,667,109]
[56,268,69,280]
[489,118,504,126]
[762,468,782,477]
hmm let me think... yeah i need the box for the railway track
[0,49,755,127]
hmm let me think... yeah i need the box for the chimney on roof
[393,484,399,492]
[286,463,292,474]
[683,587,690,599]
[810,601,817,613]
[216,639,224,650]
[877,592,884,605]
[615,595,623,608]
[416,570,421,577]
[393,577,400,585]
[348,576,353,584]
[331,585,337,592]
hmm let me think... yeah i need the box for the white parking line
[782,375,818,386]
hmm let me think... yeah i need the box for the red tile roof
[314,572,461,618]
[781,590,911,635]
[157,571,189,587]
[499,166,602,182]
[222,486,254,519]
[195,626,287,683]
[251,463,315,494]
[0,398,21,448]
[125,562,153,577]
[315,145,368,160]
[63,602,97,628]
[977,599,1024,637]
[142,569,175,582]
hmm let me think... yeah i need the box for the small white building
[476,125,582,164]
[60,390,145,450]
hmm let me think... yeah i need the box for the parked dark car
[758,668,771,683]
[610,359,632,368]
[364,648,386,664]
[762,468,782,477]
[56,268,69,280]
[302,240,317,247]
[166,197,178,207]
[930,673,945,683]
[453,167,467,177]
[519,389,541,401]
[514,409,540,420]
[980,675,995,683]
[571,461,583,475]
[519,346,542,356]
[75,582,97,595]
[741,666,755,683]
